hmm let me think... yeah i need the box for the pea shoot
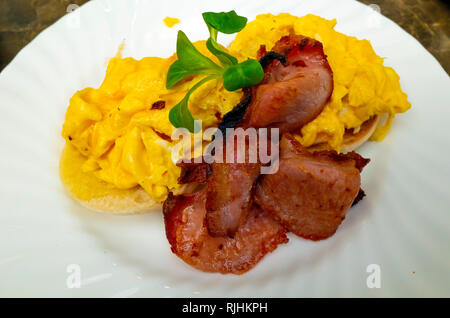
[166,11,264,132]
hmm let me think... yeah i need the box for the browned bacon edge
[177,161,210,184]
[163,191,288,274]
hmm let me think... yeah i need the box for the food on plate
[60,10,411,274]
[60,13,409,214]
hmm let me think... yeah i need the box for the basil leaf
[169,75,220,132]
[202,11,247,34]
[176,30,221,72]
[206,38,238,67]
[222,59,264,91]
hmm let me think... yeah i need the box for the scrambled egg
[61,42,241,202]
[230,14,410,150]
[163,17,180,28]
[61,14,410,203]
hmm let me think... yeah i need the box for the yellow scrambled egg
[163,17,180,28]
[61,42,241,202]
[230,14,411,150]
[61,14,410,203]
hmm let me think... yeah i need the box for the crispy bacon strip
[163,190,288,274]
[243,35,333,133]
[255,134,369,241]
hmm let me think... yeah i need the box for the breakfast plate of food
[0,0,449,297]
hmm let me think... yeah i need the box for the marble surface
[0,0,449,73]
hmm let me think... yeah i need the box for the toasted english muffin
[308,114,388,153]
[59,144,202,214]
[60,144,159,214]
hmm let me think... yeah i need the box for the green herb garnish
[166,11,264,132]
[203,11,247,67]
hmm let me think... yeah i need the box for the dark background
[0,0,449,73]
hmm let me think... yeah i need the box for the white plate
[0,0,449,297]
